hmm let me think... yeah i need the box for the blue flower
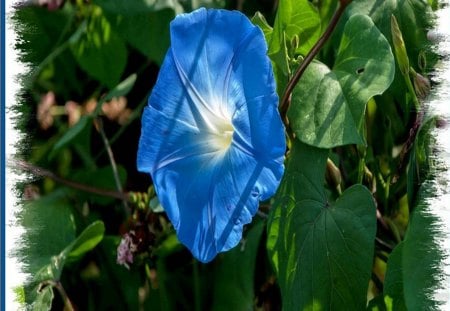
[137,8,285,263]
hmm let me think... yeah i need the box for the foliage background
[8,0,448,310]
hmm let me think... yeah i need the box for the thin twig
[279,1,351,125]
[95,118,129,210]
[15,160,130,202]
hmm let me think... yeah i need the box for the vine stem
[280,0,352,124]
[95,117,129,211]
[15,160,130,202]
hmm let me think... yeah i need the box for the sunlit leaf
[267,141,377,310]
[329,0,435,104]
[270,0,321,57]
[101,74,137,103]
[67,221,105,259]
[251,11,273,43]
[70,6,127,88]
[288,14,394,148]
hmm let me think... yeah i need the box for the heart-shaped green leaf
[334,0,435,104]
[267,141,377,310]
[288,14,394,148]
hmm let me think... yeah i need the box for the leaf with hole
[346,0,435,103]
[288,14,394,148]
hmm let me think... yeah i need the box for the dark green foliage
[11,0,445,310]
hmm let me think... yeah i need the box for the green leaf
[288,14,394,148]
[212,220,264,311]
[267,141,377,310]
[17,189,106,308]
[251,12,273,43]
[50,115,93,158]
[95,0,180,64]
[67,221,105,259]
[367,295,393,311]
[18,189,76,277]
[70,6,127,88]
[12,4,73,65]
[32,286,54,311]
[17,190,75,306]
[269,0,321,57]
[103,9,175,65]
[93,0,183,15]
[101,74,137,103]
[383,181,445,310]
[330,0,435,105]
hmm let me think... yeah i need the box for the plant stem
[404,72,421,111]
[39,280,75,311]
[54,281,75,311]
[94,95,148,161]
[95,118,129,211]
[15,160,130,202]
[279,1,351,123]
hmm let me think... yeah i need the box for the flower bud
[418,50,427,72]
[391,15,409,76]
[291,34,299,53]
[412,71,431,99]
[325,158,342,189]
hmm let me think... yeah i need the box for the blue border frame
[1,0,6,308]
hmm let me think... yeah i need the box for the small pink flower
[37,0,64,11]
[37,92,56,130]
[116,232,137,269]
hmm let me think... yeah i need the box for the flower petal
[137,8,286,263]
[137,105,223,174]
[151,145,283,262]
[232,93,286,161]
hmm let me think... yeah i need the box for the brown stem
[279,1,351,124]
[39,280,75,311]
[14,160,130,202]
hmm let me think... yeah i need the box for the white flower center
[212,120,234,152]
